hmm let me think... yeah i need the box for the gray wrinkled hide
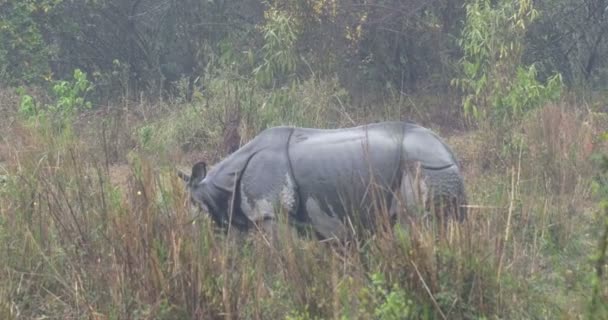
[190,121,466,240]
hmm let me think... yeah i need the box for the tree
[525,0,608,87]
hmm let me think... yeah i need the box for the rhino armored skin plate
[179,121,467,241]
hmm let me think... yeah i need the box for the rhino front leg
[255,217,279,248]
[239,172,299,247]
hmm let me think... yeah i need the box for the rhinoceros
[178,121,467,240]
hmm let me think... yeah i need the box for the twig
[221,171,240,320]
[333,94,356,126]
[460,204,504,209]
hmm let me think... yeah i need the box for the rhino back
[402,125,458,169]
[287,123,404,226]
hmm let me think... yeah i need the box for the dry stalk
[411,260,447,320]
[220,171,241,320]
[497,140,523,311]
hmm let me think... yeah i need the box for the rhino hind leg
[391,161,467,227]
[422,165,468,223]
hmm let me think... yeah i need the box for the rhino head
[177,161,207,187]
[177,161,211,220]
[177,161,240,229]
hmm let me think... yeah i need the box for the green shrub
[0,0,57,86]
[453,0,563,123]
[18,69,93,136]
[369,272,415,320]
[253,6,300,88]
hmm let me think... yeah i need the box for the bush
[453,0,563,124]
[0,0,56,86]
[17,69,93,136]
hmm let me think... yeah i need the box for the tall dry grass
[0,91,606,319]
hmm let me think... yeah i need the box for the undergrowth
[0,83,606,319]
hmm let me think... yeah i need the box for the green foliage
[248,5,306,129]
[254,6,300,87]
[0,0,604,105]
[138,125,155,151]
[252,76,348,130]
[91,59,132,102]
[18,69,93,135]
[17,89,38,119]
[453,0,563,123]
[0,0,59,86]
[368,272,414,320]
[493,65,562,120]
[48,69,93,115]
[0,0,470,102]
[525,0,608,87]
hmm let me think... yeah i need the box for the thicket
[3,0,607,103]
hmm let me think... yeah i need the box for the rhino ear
[190,161,207,184]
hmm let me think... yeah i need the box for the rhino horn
[176,168,191,183]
